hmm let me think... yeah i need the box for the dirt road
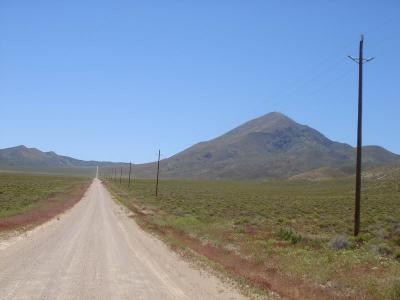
[0,179,245,300]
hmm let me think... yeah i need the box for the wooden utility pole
[120,167,122,184]
[156,150,160,197]
[128,162,132,188]
[349,35,373,236]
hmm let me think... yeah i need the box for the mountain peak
[261,111,289,119]
[221,112,296,140]
[253,111,295,127]
[14,145,28,150]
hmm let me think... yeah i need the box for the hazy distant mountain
[0,145,123,175]
[1,112,399,179]
[132,112,400,179]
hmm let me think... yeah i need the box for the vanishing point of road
[0,179,245,300]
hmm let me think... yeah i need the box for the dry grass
[0,173,91,231]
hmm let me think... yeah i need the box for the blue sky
[0,1,399,163]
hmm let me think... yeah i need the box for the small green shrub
[234,216,250,225]
[277,228,302,244]
[378,243,393,256]
[355,233,371,244]
[170,216,201,232]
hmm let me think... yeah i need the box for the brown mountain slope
[132,112,400,179]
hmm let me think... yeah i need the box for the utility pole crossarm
[348,55,358,63]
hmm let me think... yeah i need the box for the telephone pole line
[348,34,374,236]
[155,150,161,197]
[128,162,132,188]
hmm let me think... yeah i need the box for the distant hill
[132,112,400,179]
[1,112,399,179]
[0,145,123,176]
